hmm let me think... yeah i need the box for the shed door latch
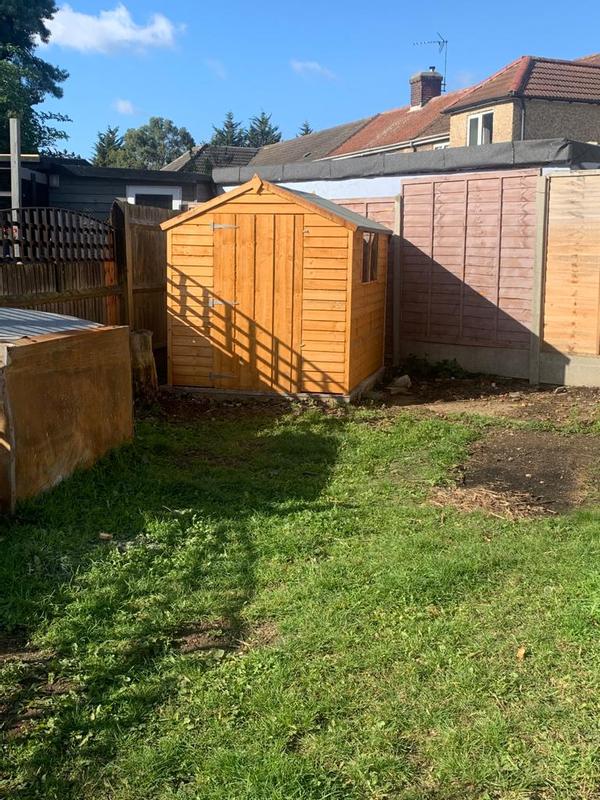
[211,222,238,230]
[208,298,238,307]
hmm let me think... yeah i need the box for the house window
[125,184,182,210]
[467,111,494,146]
[361,233,378,283]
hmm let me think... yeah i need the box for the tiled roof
[331,89,471,157]
[576,53,600,66]
[162,145,258,174]
[445,55,600,112]
[525,58,600,101]
[233,52,600,166]
[248,118,375,165]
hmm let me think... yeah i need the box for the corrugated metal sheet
[0,309,100,342]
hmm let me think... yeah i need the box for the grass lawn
[1,399,600,799]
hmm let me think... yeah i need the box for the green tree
[92,125,123,166]
[298,120,313,136]
[210,111,247,147]
[0,0,70,152]
[246,111,281,147]
[116,117,195,170]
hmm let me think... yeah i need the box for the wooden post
[529,174,550,385]
[392,193,402,366]
[110,199,135,327]
[130,329,158,404]
[9,117,22,261]
[123,202,135,326]
[9,117,21,209]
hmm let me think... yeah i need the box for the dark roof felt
[213,139,600,184]
[52,163,211,183]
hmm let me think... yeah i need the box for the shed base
[167,369,385,404]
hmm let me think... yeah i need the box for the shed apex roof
[160,175,392,233]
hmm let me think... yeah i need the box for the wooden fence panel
[542,173,600,356]
[399,170,539,351]
[111,200,178,379]
[0,207,121,325]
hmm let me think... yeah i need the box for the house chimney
[410,66,443,107]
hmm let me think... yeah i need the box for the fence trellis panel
[0,207,121,326]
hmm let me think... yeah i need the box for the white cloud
[205,58,226,80]
[290,59,335,80]
[114,98,135,114]
[43,3,182,54]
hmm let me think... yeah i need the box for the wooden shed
[161,176,392,398]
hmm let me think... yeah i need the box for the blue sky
[39,0,600,159]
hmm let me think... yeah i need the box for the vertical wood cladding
[166,182,390,396]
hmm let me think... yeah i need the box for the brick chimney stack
[410,66,443,107]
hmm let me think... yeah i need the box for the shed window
[361,233,378,283]
[467,111,494,146]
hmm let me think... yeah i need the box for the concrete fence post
[529,174,550,385]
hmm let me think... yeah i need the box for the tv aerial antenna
[413,33,448,91]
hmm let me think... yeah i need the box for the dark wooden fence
[0,207,121,325]
[0,203,178,377]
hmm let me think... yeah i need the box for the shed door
[210,212,304,393]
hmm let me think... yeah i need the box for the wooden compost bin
[0,309,133,512]
[162,176,392,398]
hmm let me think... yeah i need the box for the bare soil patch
[384,376,600,427]
[173,619,280,655]
[173,620,238,654]
[433,428,599,517]
[156,393,294,423]
[241,620,280,651]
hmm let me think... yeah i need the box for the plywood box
[162,176,392,398]
[0,312,133,512]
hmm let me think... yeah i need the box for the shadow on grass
[0,405,344,798]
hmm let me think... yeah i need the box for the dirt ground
[154,380,600,519]
[385,376,600,426]
[397,376,600,517]
[431,428,600,517]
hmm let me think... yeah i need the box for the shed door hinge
[211,222,238,230]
